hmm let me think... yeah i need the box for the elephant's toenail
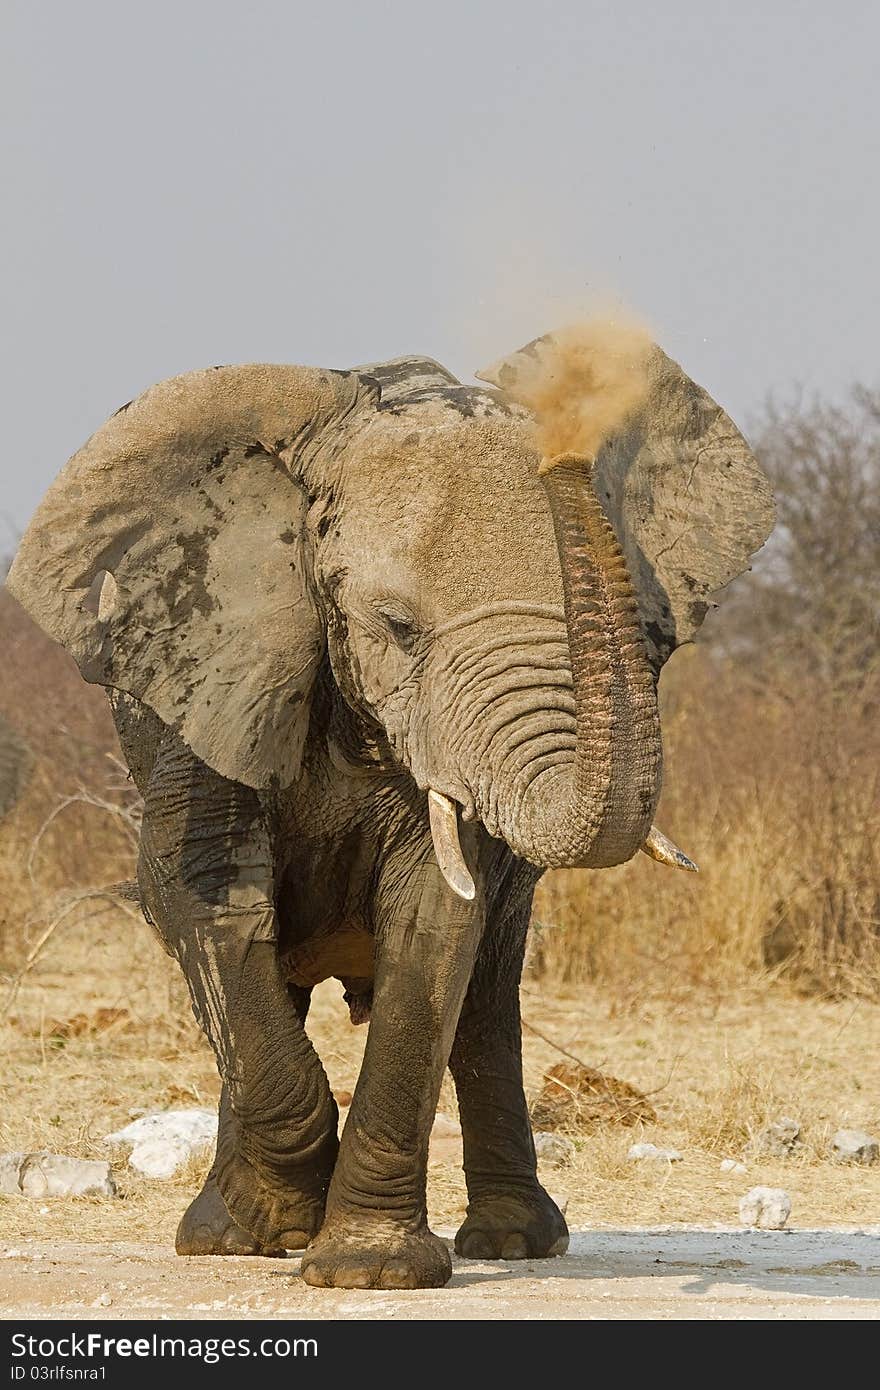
[335,1264,374,1289]
[459,1231,495,1260]
[500,1233,530,1259]
[299,1260,327,1287]
[379,1261,419,1289]
[276,1229,311,1252]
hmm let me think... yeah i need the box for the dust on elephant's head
[6,334,774,877]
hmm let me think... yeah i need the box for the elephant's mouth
[426,786,698,901]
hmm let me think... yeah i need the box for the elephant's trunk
[506,453,662,869]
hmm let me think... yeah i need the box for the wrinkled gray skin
[0,714,31,819]
[7,341,774,1289]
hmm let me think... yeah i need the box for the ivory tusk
[428,790,476,900]
[640,825,699,873]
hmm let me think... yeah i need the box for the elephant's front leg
[300,862,483,1290]
[449,870,568,1261]
[139,735,338,1255]
[176,985,314,1255]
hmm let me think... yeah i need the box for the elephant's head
[6,332,773,892]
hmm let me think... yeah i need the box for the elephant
[0,713,31,819]
[6,330,774,1289]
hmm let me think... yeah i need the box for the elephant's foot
[300,1216,452,1289]
[177,1148,329,1257]
[454,1186,569,1260]
[176,1177,291,1256]
[210,1121,336,1254]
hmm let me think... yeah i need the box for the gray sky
[3,0,878,536]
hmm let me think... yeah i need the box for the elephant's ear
[350,355,461,407]
[6,365,378,788]
[479,338,775,673]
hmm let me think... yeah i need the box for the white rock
[533,1131,575,1165]
[105,1108,217,1148]
[831,1129,879,1166]
[720,1159,748,1174]
[22,1155,116,1199]
[431,1113,462,1139]
[0,1152,116,1198]
[91,1293,112,1308]
[104,1108,217,1178]
[128,1137,195,1179]
[0,1154,24,1195]
[628,1143,683,1163]
[747,1117,801,1158]
[738,1186,792,1229]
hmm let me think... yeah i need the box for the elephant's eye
[378,606,420,654]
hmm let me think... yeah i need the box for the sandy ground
[1,1229,878,1321]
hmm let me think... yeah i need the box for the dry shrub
[532,649,880,997]
[529,1059,657,1131]
[0,588,137,976]
[46,1008,132,1043]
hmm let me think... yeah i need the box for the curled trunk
[508,455,662,869]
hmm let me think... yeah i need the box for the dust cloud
[503,318,653,467]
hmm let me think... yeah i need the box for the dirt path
[2,1229,878,1321]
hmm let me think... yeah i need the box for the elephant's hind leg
[449,872,568,1261]
[139,735,338,1255]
